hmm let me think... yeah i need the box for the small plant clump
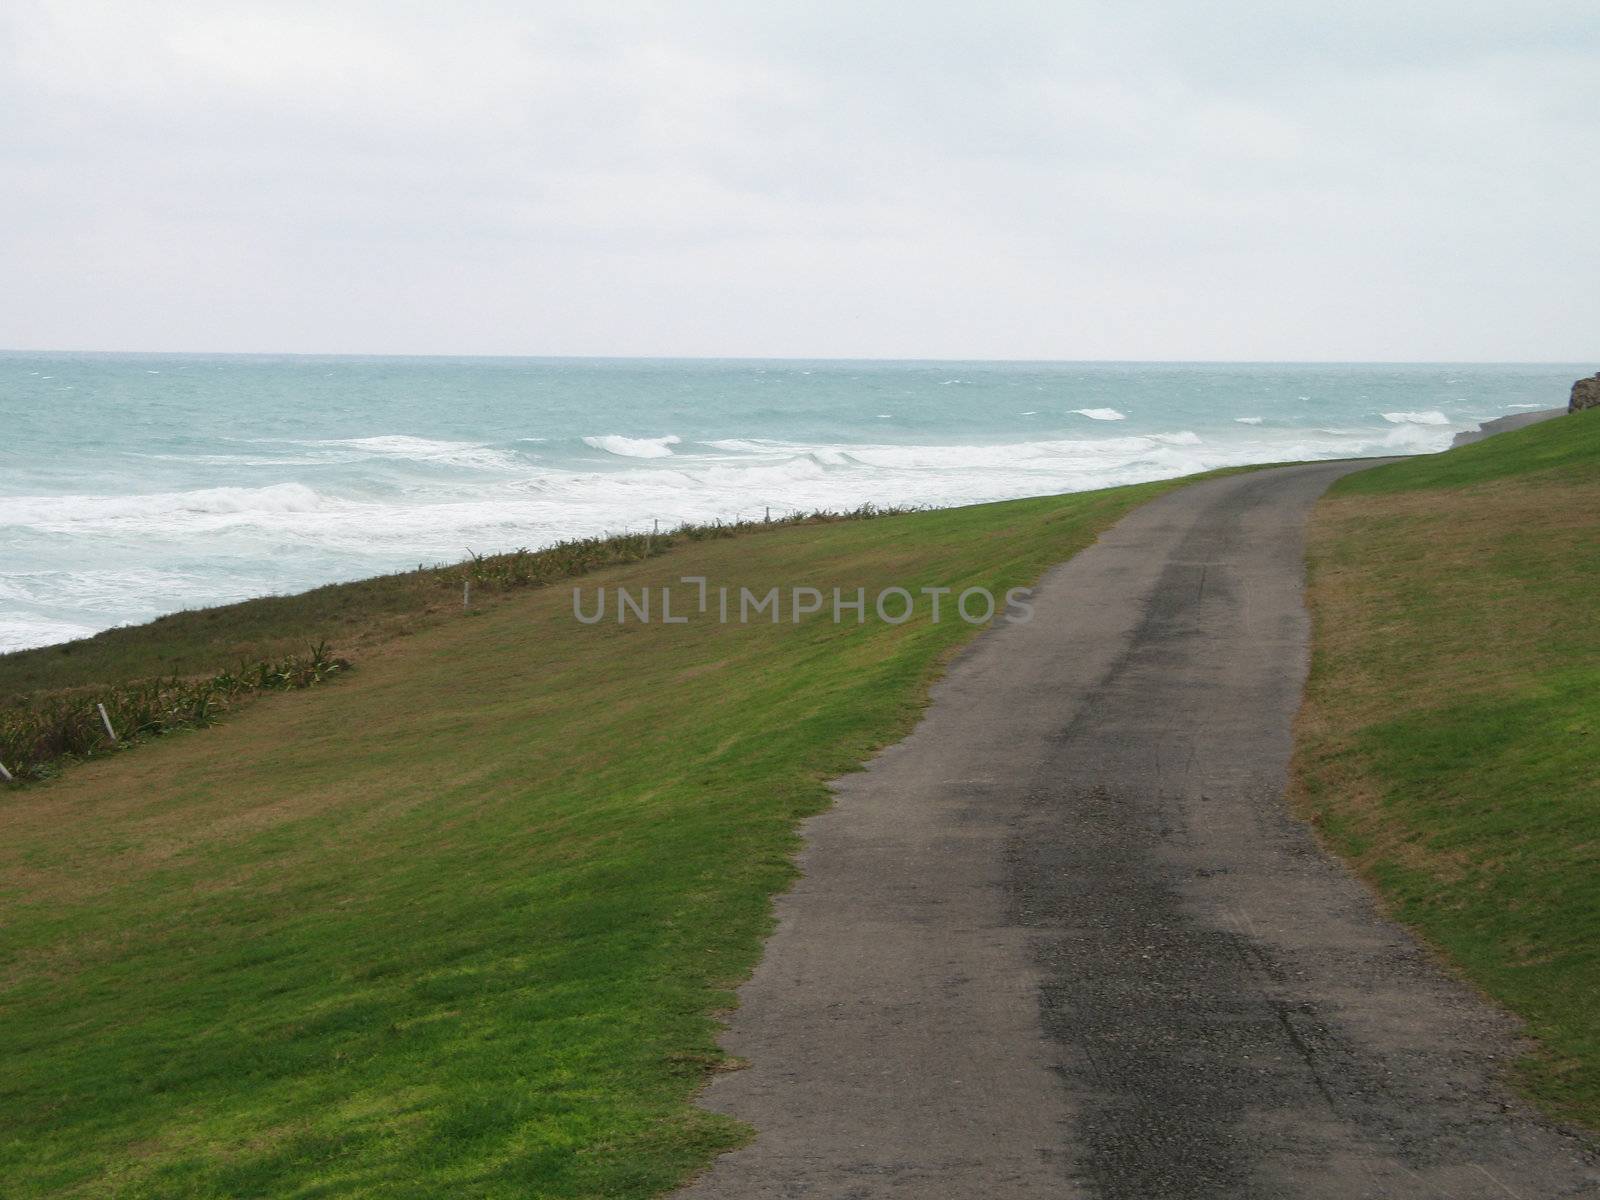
[0,642,349,783]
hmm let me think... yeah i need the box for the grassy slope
[0,530,690,702]
[0,569,451,700]
[0,479,1182,1198]
[1294,408,1600,1126]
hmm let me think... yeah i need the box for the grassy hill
[5,411,1593,1198]
[0,478,1183,1198]
[1294,407,1600,1128]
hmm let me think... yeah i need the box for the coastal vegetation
[0,507,904,701]
[1293,408,1600,1128]
[0,479,1178,1197]
[0,642,349,782]
[4,411,1592,1199]
[0,508,906,783]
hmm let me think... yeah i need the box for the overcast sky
[2,1,1596,360]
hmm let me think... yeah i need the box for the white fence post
[97,702,118,743]
[0,760,13,783]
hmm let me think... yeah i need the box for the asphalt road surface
[678,462,1599,1199]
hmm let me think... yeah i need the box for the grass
[1293,407,1600,1128]
[0,510,903,782]
[0,478,1186,1198]
[0,643,350,781]
[0,511,898,703]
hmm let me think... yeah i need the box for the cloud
[0,0,1596,359]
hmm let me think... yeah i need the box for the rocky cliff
[1571,373,1600,413]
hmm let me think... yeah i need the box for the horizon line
[2,348,1594,367]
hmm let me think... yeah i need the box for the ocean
[0,354,1579,653]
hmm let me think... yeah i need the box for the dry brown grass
[1298,480,1598,733]
[1290,437,1600,1126]
[1290,479,1596,879]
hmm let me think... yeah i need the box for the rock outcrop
[1571,373,1600,413]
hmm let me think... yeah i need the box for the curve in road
[678,462,1599,1199]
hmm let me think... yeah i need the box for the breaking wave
[8,354,1565,653]
[582,434,682,459]
[1382,411,1451,426]
[0,482,328,528]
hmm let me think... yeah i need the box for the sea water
[0,354,1579,653]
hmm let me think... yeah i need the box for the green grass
[1294,408,1600,1127]
[1334,410,1596,493]
[0,478,1183,1198]
[0,563,450,700]
[0,643,350,781]
[0,515,884,702]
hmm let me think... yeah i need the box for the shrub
[0,642,349,782]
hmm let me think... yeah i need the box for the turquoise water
[0,354,1579,652]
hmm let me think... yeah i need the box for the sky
[1,1,1596,361]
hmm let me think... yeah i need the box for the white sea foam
[1381,410,1451,426]
[0,614,100,653]
[703,438,782,453]
[308,435,524,471]
[582,434,682,459]
[807,448,851,467]
[1504,403,1542,409]
[1334,422,1454,455]
[0,414,1455,653]
[1,567,231,613]
[0,564,301,653]
[0,482,328,528]
[9,357,1552,654]
[693,433,1212,477]
[142,452,332,467]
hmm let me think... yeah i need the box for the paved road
[678,462,1600,1199]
